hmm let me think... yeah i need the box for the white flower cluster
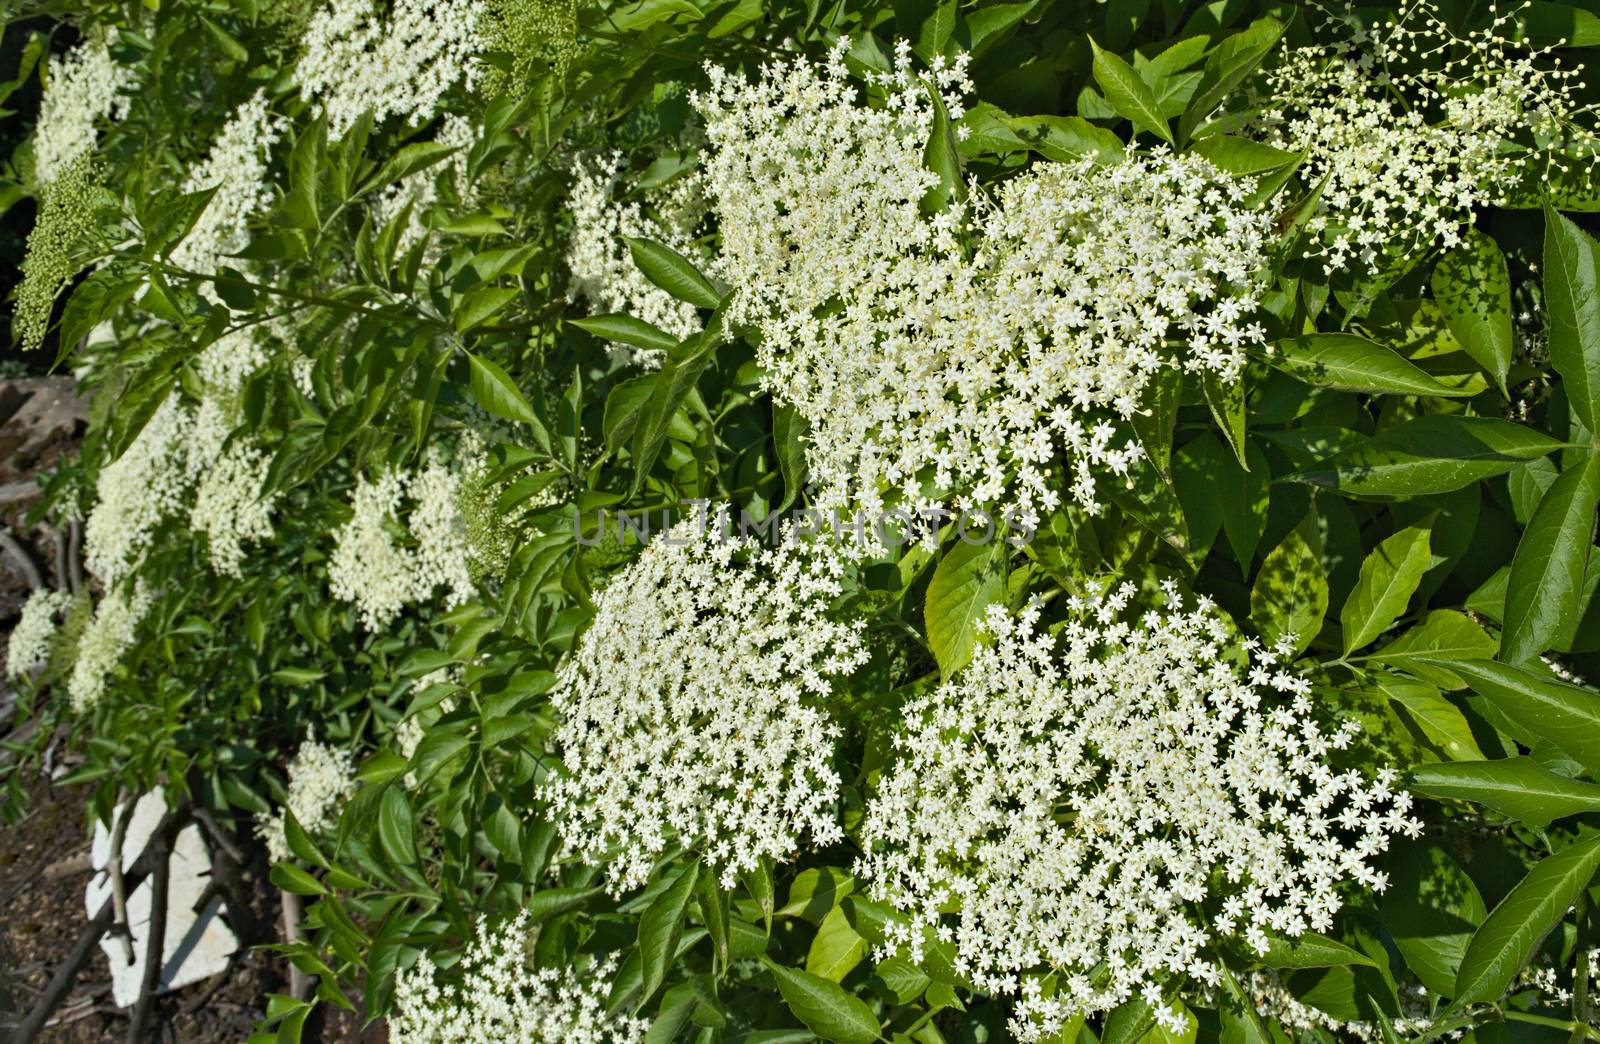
[33,35,131,185]
[328,444,478,629]
[5,589,75,679]
[256,738,358,863]
[68,582,152,712]
[296,0,485,140]
[565,152,706,367]
[543,511,866,893]
[172,90,288,282]
[856,586,1421,1041]
[1259,1,1595,270]
[695,43,1269,519]
[389,912,645,1043]
[372,114,476,256]
[84,392,195,587]
[83,331,280,584]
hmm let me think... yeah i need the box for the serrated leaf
[453,286,519,332]
[1432,227,1513,395]
[625,237,721,310]
[1411,757,1600,827]
[378,786,417,867]
[1503,454,1600,663]
[1267,334,1468,397]
[806,906,867,982]
[466,353,551,452]
[570,313,679,355]
[1250,511,1327,657]
[1292,416,1561,496]
[1202,370,1248,470]
[1090,37,1174,145]
[1444,659,1600,774]
[639,863,699,1008]
[773,402,809,512]
[1454,835,1600,1005]
[1187,135,1299,175]
[1341,526,1432,653]
[1178,16,1285,143]
[1376,676,1485,760]
[925,537,1006,678]
[764,960,880,1044]
[1254,932,1378,969]
[921,77,966,213]
[1544,203,1600,436]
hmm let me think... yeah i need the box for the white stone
[85,793,238,1008]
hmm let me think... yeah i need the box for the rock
[84,793,239,1009]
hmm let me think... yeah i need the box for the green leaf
[1445,660,1600,774]
[1432,228,1513,395]
[773,403,810,512]
[1201,371,1249,470]
[454,286,520,332]
[1545,203,1600,436]
[1178,16,1285,143]
[1503,454,1600,663]
[639,863,700,1009]
[806,906,867,982]
[1130,368,1182,482]
[697,873,730,970]
[1089,37,1175,145]
[921,77,966,212]
[1376,676,1486,760]
[1454,835,1600,1005]
[871,955,929,1005]
[361,141,463,196]
[1411,758,1600,827]
[525,885,604,923]
[604,375,656,455]
[778,868,855,923]
[1341,526,1432,653]
[1381,843,1486,998]
[1253,932,1379,969]
[764,960,881,1044]
[271,863,327,896]
[631,316,722,496]
[1522,2,1600,45]
[1267,335,1469,397]
[1292,416,1561,497]
[925,537,1007,678]
[1250,511,1328,657]
[1369,611,1498,686]
[283,118,324,232]
[466,353,551,451]
[378,786,417,867]
[1187,135,1299,175]
[625,237,721,310]
[570,314,679,355]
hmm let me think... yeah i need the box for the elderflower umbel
[256,738,358,863]
[856,586,1421,1041]
[1257,1,1597,270]
[5,589,75,679]
[565,152,706,367]
[83,392,194,587]
[171,90,288,281]
[296,0,485,140]
[328,442,478,629]
[32,35,131,185]
[389,912,645,1043]
[542,511,867,893]
[67,582,153,712]
[695,42,1269,520]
